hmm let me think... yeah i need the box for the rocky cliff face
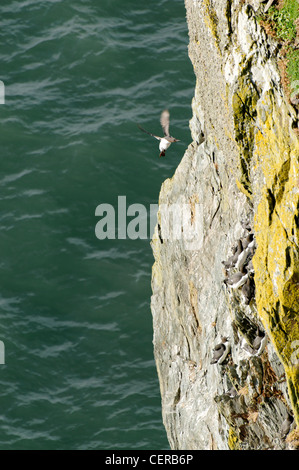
[151,0,299,450]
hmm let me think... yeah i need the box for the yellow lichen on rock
[228,427,240,450]
[252,90,299,425]
[201,0,221,52]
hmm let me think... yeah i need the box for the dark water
[0,0,194,449]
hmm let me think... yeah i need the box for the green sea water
[0,0,194,449]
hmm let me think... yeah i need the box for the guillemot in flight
[138,109,180,157]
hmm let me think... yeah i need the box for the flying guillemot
[138,109,180,157]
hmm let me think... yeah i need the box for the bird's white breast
[218,341,231,364]
[159,138,171,152]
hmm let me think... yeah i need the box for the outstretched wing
[137,124,161,141]
[160,109,170,137]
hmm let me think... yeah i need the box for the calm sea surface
[0,0,194,449]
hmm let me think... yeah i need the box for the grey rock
[151,0,298,450]
[281,414,293,439]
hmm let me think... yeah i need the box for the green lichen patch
[266,1,297,42]
[268,0,298,43]
[258,0,299,100]
[287,49,299,84]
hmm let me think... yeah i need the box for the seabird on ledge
[138,109,180,157]
[210,337,231,364]
[224,265,248,289]
[225,386,238,398]
[241,233,254,250]
[222,239,243,269]
[252,328,267,355]
[241,274,255,305]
